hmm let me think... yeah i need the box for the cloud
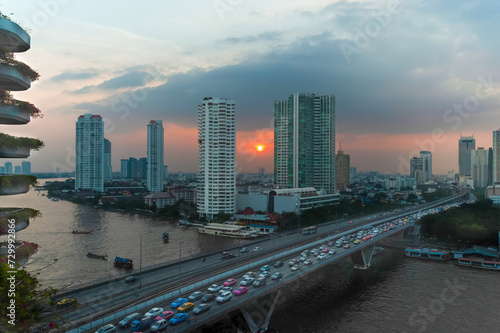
[71,71,154,94]
[50,72,98,82]
[220,31,282,44]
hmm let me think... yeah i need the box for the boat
[404,248,451,261]
[72,230,91,234]
[114,256,133,268]
[455,257,500,271]
[178,219,193,226]
[163,232,169,242]
[51,198,59,202]
[198,223,259,239]
[86,253,107,260]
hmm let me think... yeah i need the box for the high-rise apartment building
[419,151,432,181]
[335,148,350,192]
[120,158,130,178]
[75,114,104,192]
[138,157,147,179]
[4,161,12,174]
[410,156,426,184]
[21,161,31,174]
[274,93,336,192]
[493,130,500,183]
[103,138,112,181]
[488,147,493,186]
[471,147,488,188]
[147,120,164,192]
[197,97,236,219]
[14,165,21,174]
[459,135,476,176]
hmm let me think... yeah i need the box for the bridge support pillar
[241,290,281,333]
[350,243,375,270]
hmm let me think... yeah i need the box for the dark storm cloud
[71,71,153,94]
[50,72,98,82]
[74,1,500,136]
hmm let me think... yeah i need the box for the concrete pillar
[350,243,375,270]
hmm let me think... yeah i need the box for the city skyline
[0,1,499,174]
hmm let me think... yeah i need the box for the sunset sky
[1,0,499,174]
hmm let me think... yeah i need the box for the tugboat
[163,232,169,243]
[72,230,91,234]
[114,257,133,268]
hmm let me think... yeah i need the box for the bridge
[48,187,467,333]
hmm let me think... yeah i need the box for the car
[177,302,194,313]
[216,291,232,303]
[240,247,249,253]
[234,286,248,295]
[317,253,327,260]
[328,250,336,255]
[253,246,263,252]
[221,251,236,259]
[57,298,77,306]
[188,291,204,302]
[273,261,284,267]
[310,249,318,255]
[207,284,222,293]
[291,264,301,271]
[169,313,188,325]
[200,293,216,303]
[304,259,313,265]
[353,239,361,244]
[150,319,168,332]
[95,324,116,333]
[220,286,233,293]
[322,248,329,253]
[271,272,283,280]
[299,256,306,262]
[144,307,163,319]
[288,259,299,267]
[155,311,174,321]
[319,245,325,250]
[118,313,142,328]
[224,278,237,286]
[240,277,255,286]
[344,244,351,249]
[253,277,267,287]
[243,271,256,278]
[125,275,139,283]
[193,303,211,315]
[260,265,271,272]
[171,298,188,308]
[259,271,271,278]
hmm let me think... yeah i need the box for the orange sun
[256,145,264,152]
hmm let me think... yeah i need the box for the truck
[130,317,154,331]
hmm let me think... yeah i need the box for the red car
[155,311,174,321]
[234,287,248,295]
[344,244,351,249]
[322,248,329,253]
[223,278,237,287]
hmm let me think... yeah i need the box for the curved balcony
[0,175,36,195]
[0,184,29,195]
[0,103,30,124]
[0,145,30,158]
[0,208,39,235]
[0,63,31,91]
[0,18,30,52]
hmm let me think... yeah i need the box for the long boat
[455,257,500,271]
[404,248,451,261]
[114,256,133,268]
[198,223,259,239]
[72,230,91,234]
[86,253,107,260]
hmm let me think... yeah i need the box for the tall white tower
[147,120,164,192]
[197,97,236,220]
[75,114,104,192]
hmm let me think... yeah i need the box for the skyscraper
[4,161,12,174]
[103,138,112,181]
[274,93,336,192]
[471,147,488,188]
[14,165,21,174]
[75,114,104,192]
[459,135,476,176]
[410,156,426,184]
[419,151,432,181]
[493,130,500,183]
[197,97,236,220]
[21,161,31,174]
[120,158,130,178]
[147,120,164,192]
[335,148,350,192]
[138,157,147,179]
[488,147,493,186]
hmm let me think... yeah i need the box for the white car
[95,325,116,333]
[291,265,301,271]
[220,286,233,293]
[304,259,313,265]
[328,249,336,255]
[240,277,255,286]
[216,291,232,303]
[143,307,163,319]
[150,319,168,332]
[317,253,327,260]
[259,271,271,278]
[207,284,222,293]
[253,247,263,252]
